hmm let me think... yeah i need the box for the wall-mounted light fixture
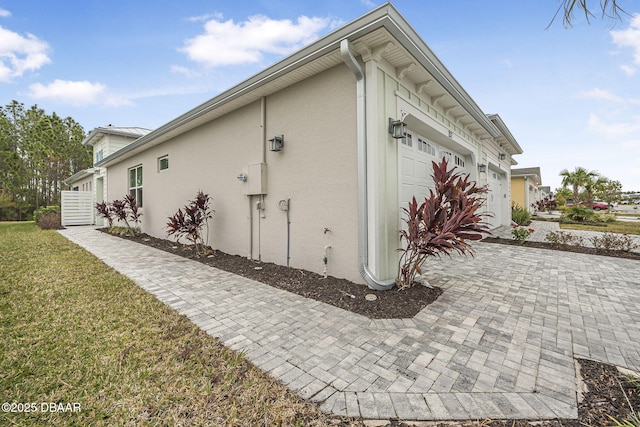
[499,153,506,160]
[477,164,487,173]
[448,130,453,138]
[269,135,284,152]
[237,173,247,182]
[388,118,406,139]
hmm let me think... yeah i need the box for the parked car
[565,200,610,211]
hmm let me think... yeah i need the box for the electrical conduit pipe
[340,39,395,291]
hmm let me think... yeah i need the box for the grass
[0,222,333,426]
[560,220,640,235]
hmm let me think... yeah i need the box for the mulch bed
[99,228,640,426]
[101,230,441,319]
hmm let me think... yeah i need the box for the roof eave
[98,2,504,167]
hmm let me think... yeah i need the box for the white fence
[61,191,94,226]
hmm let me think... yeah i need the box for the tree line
[0,101,91,221]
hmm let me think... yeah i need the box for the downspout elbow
[340,39,394,291]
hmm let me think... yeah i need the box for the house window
[454,155,465,167]
[95,149,104,163]
[128,165,143,207]
[418,138,436,156]
[158,155,169,171]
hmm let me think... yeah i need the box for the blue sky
[1,1,640,192]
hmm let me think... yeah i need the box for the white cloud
[580,87,625,103]
[179,14,341,67]
[170,64,201,78]
[0,25,51,82]
[620,64,637,76]
[611,14,640,65]
[0,8,11,17]
[186,12,223,23]
[27,79,132,107]
[588,113,640,140]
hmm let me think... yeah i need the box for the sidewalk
[59,226,640,422]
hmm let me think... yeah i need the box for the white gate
[61,191,94,226]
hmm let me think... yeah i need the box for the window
[158,155,169,171]
[128,165,143,207]
[454,155,465,167]
[401,132,413,147]
[418,138,436,156]
[95,149,104,163]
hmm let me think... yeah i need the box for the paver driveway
[59,226,640,421]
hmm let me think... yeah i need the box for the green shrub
[589,233,639,252]
[593,213,616,223]
[33,206,61,229]
[511,204,531,225]
[512,226,534,243]
[33,205,60,223]
[545,230,585,247]
[37,212,61,230]
[562,205,594,222]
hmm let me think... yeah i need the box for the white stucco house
[64,126,151,224]
[94,3,523,288]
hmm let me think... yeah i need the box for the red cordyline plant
[95,201,114,227]
[96,195,142,235]
[396,158,492,290]
[166,191,214,255]
[123,194,142,229]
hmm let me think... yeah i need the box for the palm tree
[559,167,599,206]
[583,174,607,209]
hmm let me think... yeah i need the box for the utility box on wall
[246,163,267,195]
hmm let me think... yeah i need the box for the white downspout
[340,39,394,291]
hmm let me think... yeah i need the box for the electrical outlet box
[246,163,267,195]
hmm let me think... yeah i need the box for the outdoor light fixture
[499,153,506,160]
[477,164,487,173]
[269,135,284,152]
[388,118,406,139]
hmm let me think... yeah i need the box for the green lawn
[560,219,640,235]
[0,222,332,426]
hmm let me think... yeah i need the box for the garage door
[399,131,469,209]
[399,133,431,208]
[487,169,505,228]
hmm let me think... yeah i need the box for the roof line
[98,2,503,167]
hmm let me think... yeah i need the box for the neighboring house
[64,126,151,225]
[539,186,551,200]
[511,167,542,212]
[96,3,523,287]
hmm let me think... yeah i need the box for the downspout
[340,39,394,291]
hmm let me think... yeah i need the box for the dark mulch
[103,230,442,319]
[99,229,640,426]
[483,236,640,261]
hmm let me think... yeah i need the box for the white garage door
[487,169,505,228]
[399,133,431,208]
[399,131,469,209]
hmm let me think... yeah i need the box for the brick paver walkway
[59,226,640,422]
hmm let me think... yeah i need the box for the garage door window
[418,138,436,156]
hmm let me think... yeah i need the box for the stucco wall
[107,65,361,282]
[511,177,526,208]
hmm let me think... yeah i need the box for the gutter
[340,39,395,291]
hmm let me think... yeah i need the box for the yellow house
[511,167,542,211]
